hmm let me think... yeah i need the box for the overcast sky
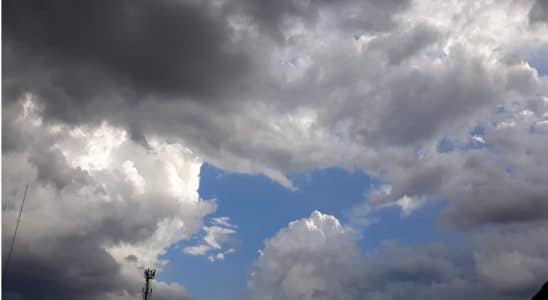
[2,0,548,299]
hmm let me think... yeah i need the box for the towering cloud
[2,99,214,299]
[245,212,545,300]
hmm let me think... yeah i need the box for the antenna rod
[143,268,156,300]
[3,184,30,280]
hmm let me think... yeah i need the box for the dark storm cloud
[2,0,414,124]
[3,0,445,177]
[530,0,548,24]
[2,235,121,300]
[2,234,192,300]
[3,0,250,121]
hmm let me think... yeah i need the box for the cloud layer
[245,212,548,300]
[3,0,548,299]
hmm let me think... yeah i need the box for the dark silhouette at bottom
[143,268,156,300]
[533,281,548,300]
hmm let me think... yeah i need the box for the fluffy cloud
[183,216,238,262]
[245,211,544,300]
[2,98,214,299]
[244,211,364,300]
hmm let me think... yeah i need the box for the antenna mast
[142,268,156,300]
[3,184,30,280]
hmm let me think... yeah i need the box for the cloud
[2,98,214,299]
[3,0,251,108]
[3,0,548,297]
[183,245,211,257]
[530,0,548,24]
[473,225,548,294]
[355,91,548,228]
[359,22,440,66]
[239,0,412,41]
[245,211,545,300]
[244,211,364,300]
[3,0,547,194]
[183,216,238,262]
[439,99,548,227]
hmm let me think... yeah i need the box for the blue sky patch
[158,164,467,300]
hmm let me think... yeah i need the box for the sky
[2,0,548,299]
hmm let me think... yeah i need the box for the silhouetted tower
[142,268,156,300]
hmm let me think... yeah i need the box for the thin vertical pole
[143,268,155,300]
[144,277,150,300]
[3,184,30,280]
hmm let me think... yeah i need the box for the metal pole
[143,268,155,300]
[144,277,150,300]
[3,184,30,280]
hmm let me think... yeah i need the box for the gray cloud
[474,224,548,295]
[2,100,213,299]
[227,0,411,43]
[3,0,251,123]
[3,234,123,300]
[244,211,365,300]
[530,0,548,24]
[365,23,441,65]
[3,0,548,298]
[2,0,412,126]
[244,211,545,300]
[360,90,548,228]
[5,0,541,189]
[441,155,548,228]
